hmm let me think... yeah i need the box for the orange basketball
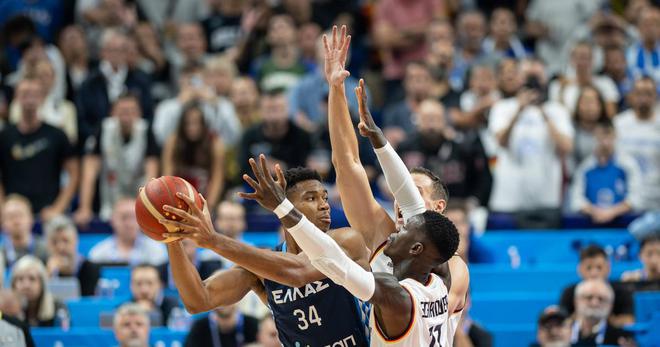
[135,176,204,243]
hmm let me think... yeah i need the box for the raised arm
[241,154,413,338]
[324,26,395,251]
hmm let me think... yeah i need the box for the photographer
[488,58,574,227]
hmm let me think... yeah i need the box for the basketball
[135,176,204,243]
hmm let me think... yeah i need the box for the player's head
[384,211,459,275]
[394,168,448,229]
[577,245,610,280]
[284,167,331,232]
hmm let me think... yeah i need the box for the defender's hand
[237,154,288,212]
[323,25,351,87]
[355,78,386,148]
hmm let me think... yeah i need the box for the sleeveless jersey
[369,241,393,274]
[263,243,370,347]
[370,273,450,347]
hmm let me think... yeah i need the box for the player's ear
[410,242,424,256]
[435,199,447,214]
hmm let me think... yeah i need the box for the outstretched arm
[241,154,413,338]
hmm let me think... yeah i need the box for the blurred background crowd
[0,0,659,346]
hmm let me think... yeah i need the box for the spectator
[239,90,313,175]
[571,86,610,168]
[398,99,492,206]
[184,305,258,347]
[570,279,634,345]
[426,37,462,104]
[202,57,242,146]
[298,22,321,68]
[559,245,634,327]
[153,62,241,148]
[453,292,493,347]
[214,201,247,241]
[159,238,223,292]
[230,77,261,128]
[444,199,494,264]
[135,0,208,31]
[57,25,93,101]
[488,58,573,224]
[1,195,48,267]
[132,23,167,84]
[88,197,167,266]
[0,78,78,219]
[525,0,602,74]
[0,291,35,347]
[373,0,445,100]
[531,306,571,347]
[549,41,619,117]
[453,10,488,84]
[626,8,660,82]
[9,59,78,144]
[113,303,150,347]
[245,316,279,347]
[602,46,634,112]
[571,120,641,225]
[74,93,159,224]
[201,0,243,54]
[129,264,179,326]
[382,61,433,148]
[169,22,211,83]
[76,29,153,144]
[162,102,225,212]
[205,56,237,98]
[10,255,68,327]
[43,215,100,296]
[251,14,310,92]
[454,64,500,130]
[497,57,522,99]
[614,76,660,211]
[482,7,528,60]
[622,234,660,282]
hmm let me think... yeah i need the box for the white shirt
[488,98,574,211]
[614,109,660,210]
[548,75,620,113]
[370,273,450,347]
[88,235,167,265]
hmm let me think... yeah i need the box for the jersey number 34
[293,305,323,330]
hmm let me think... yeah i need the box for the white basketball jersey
[370,241,393,274]
[370,273,450,347]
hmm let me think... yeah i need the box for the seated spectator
[88,197,167,266]
[453,10,488,85]
[202,57,242,146]
[602,46,634,112]
[425,38,462,104]
[168,23,210,84]
[74,93,159,224]
[571,120,641,224]
[130,23,168,82]
[9,59,77,144]
[57,25,93,101]
[162,102,224,209]
[215,201,247,241]
[239,90,313,175]
[399,99,492,207]
[614,76,660,211]
[1,195,48,267]
[559,245,634,327]
[184,305,258,347]
[251,14,310,92]
[230,77,261,129]
[0,78,78,220]
[246,315,279,347]
[626,8,660,82]
[454,64,500,130]
[549,41,619,117]
[571,86,610,168]
[531,306,571,347]
[201,0,243,54]
[113,303,150,347]
[10,255,68,327]
[129,264,179,326]
[0,288,24,321]
[622,234,660,283]
[43,215,100,296]
[497,57,522,99]
[482,7,529,60]
[445,199,494,264]
[76,29,153,144]
[382,61,434,148]
[0,291,35,347]
[159,238,223,291]
[153,62,241,148]
[453,292,493,347]
[570,279,634,345]
[488,58,573,226]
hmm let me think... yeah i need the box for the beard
[582,306,610,321]
[543,341,570,347]
[124,337,148,347]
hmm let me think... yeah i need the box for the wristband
[274,199,294,218]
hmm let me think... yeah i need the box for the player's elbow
[183,300,211,315]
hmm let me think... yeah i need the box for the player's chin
[318,217,332,230]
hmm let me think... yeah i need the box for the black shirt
[0,123,74,212]
[202,12,242,53]
[184,314,258,347]
[573,323,634,346]
[559,282,634,318]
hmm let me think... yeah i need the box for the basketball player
[324,25,470,338]
[243,154,460,346]
[159,168,370,346]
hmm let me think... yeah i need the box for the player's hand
[159,192,218,250]
[323,25,351,87]
[355,79,387,148]
[237,154,288,212]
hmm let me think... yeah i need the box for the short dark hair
[284,167,322,193]
[421,210,460,264]
[579,245,607,262]
[445,198,467,214]
[409,167,449,201]
[641,233,660,250]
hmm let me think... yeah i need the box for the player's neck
[395,260,432,284]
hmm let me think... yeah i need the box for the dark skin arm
[240,154,414,338]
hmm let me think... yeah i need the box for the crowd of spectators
[0,0,660,346]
